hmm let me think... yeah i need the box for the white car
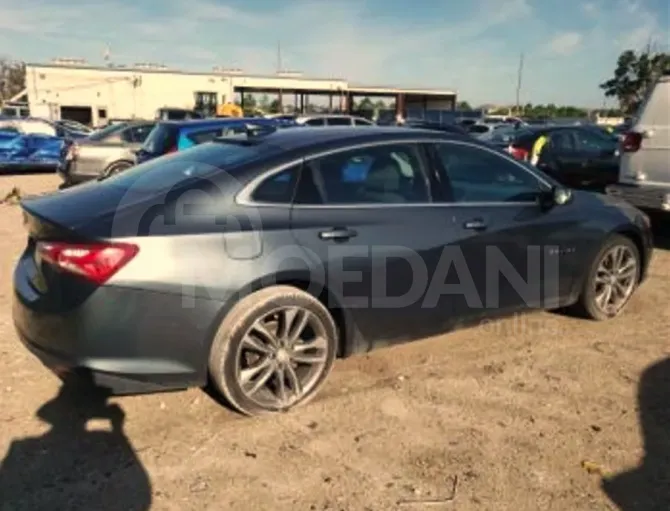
[607,74,670,214]
[295,114,374,127]
[0,118,57,136]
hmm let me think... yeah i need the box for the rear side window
[250,166,300,203]
[101,141,272,192]
[326,117,352,126]
[300,144,429,204]
[304,118,325,126]
[468,125,490,134]
[142,123,179,154]
[89,123,126,141]
[354,118,373,126]
[548,131,575,151]
[122,124,155,143]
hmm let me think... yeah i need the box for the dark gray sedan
[14,127,653,416]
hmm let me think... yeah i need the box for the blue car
[0,131,69,173]
[135,117,298,164]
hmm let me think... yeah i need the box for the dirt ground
[0,174,668,511]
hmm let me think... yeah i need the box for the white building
[24,59,457,126]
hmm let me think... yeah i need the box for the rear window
[99,140,274,192]
[142,123,179,154]
[468,125,490,134]
[89,123,126,141]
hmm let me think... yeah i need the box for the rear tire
[573,234,640,321]
[208,286,338,416]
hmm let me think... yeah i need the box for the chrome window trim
[235,138,548,209]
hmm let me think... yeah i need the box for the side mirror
[538,186,572,209]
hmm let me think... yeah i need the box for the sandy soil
[0,173,668,511]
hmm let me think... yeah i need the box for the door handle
[463,219,487,231]
[318,228,358,241]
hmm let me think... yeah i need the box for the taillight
[37,241,139,285]
[508,145,529,161]
[621,131,642,152]
[66,143,79,161]
[166,146,177,154]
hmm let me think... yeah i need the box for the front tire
[208,286,338,416]
[575,234,640,321]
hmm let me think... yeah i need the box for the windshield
[141,123,179,154]
[100,140,273,192]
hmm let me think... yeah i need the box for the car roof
[237,125,469,152]
[162,117,280,129]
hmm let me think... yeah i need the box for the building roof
[25,62,457,97]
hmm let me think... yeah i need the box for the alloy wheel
[593,244,638,316]
[234,306,330,410]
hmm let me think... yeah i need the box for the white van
[606,74,670,213]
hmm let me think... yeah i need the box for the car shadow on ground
[602,357,670,511]
[0,372,152,511]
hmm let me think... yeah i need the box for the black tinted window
[122,124,154,143]
[549,131,574,151]
[574,129,615,151]
[88,123,126,141]
[305,118,325,126]
[326,117,352,126]
[434,143,541,203]
[142,123,179,154]
[251,166,300,203]
[354,118,372,126]
[303,144,429,204]
[468,125,490,134]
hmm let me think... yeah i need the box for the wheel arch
[611,227,647,282]
[204,270,355,361]
[103,159,134,173]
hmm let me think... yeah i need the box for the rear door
[571,128,619,188]
[538,129,584,186]
[287,141,471,350]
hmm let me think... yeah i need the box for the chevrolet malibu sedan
[13,127,653,416]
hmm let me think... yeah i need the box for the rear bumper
[13,263,224,395]
[59,161,100,185]
[606,183,670,212]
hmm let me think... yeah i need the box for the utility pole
[277,41,282,73]
[515,52,524,115]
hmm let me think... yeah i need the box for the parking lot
[0,174,668,511]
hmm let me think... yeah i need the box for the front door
[430,140,582,314]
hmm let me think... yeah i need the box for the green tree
[268,99,281,113]
[600,49,670,114]
[357,97,374,111]
[0,59,26,102]
[457,101,472,110]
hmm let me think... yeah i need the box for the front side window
[549,130,575,151]
[434,142,542,203]
[354,118,373,126]
[302,144,429,204]
[574,129,616,152]
[304,118,325,126]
